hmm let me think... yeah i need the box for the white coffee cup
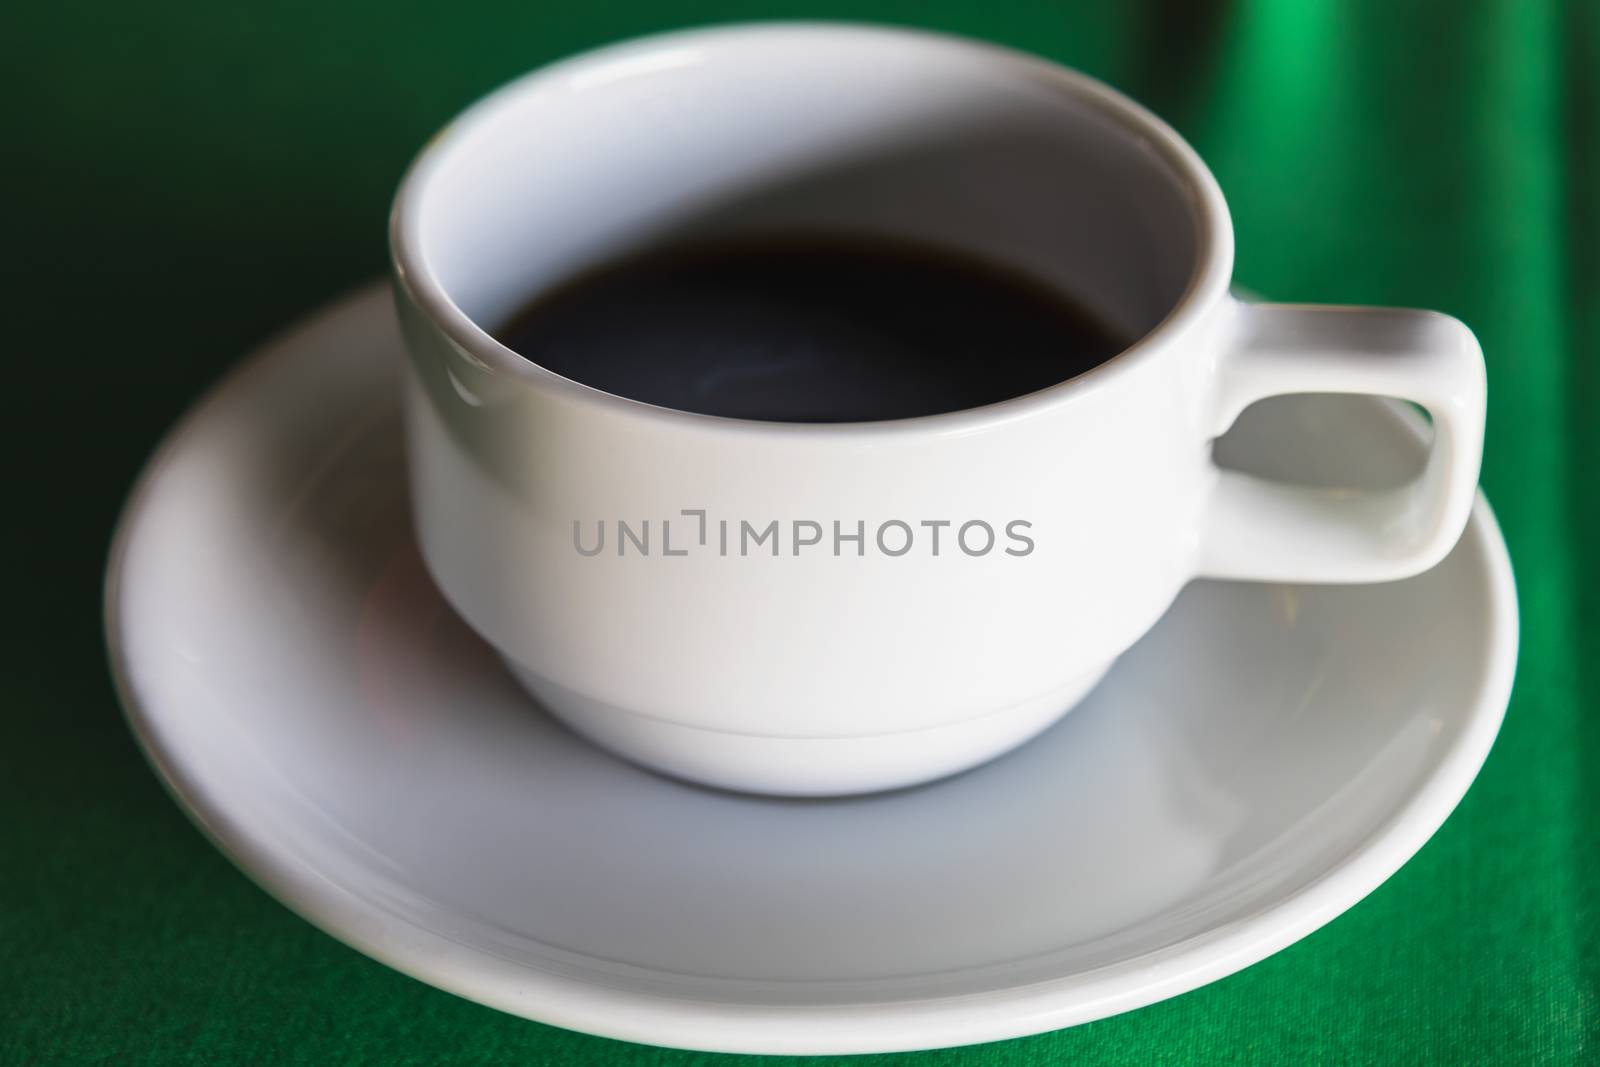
[390,23,1486,796]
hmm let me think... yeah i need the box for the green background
[3,0,1594,1062]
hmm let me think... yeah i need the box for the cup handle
[1198,299,1487,583]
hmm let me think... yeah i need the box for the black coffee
[495,235,1127,423]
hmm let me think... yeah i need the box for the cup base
[501,662,1114,797]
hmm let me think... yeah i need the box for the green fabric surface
[3,0,1592,1062]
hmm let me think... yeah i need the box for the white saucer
[106,284,1518,1055]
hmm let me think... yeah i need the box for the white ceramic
[390,24,1488,796]
[106,285,1516,1055]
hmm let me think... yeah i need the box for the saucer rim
[103,283,1520,1055]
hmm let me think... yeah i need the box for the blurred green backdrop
[3,0,1594,1063]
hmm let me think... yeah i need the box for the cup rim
[389,21,1235,437]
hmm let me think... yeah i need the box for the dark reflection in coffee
[495,235,1128,423]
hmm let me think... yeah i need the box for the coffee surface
[494,235,1127,423]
